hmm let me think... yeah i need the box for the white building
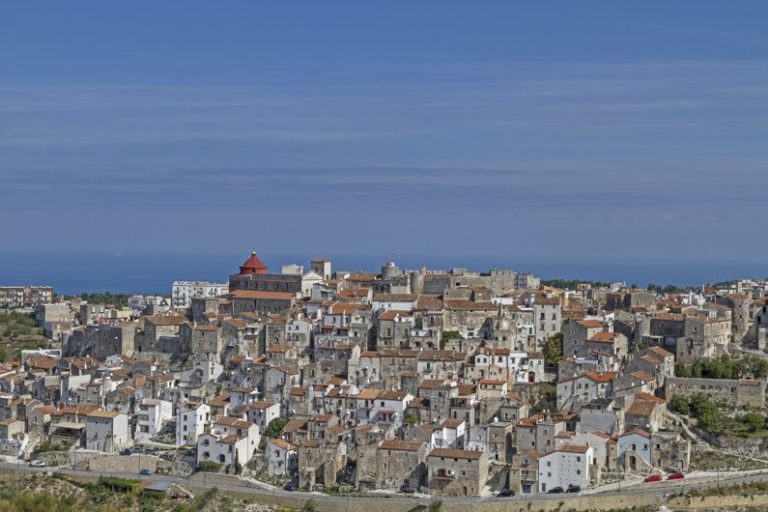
[370,390,413,424]
[197,417,260,472]
[176,402,210,446]
[247,401,281,433]
[136,398,173,440]
[265,437,298,476]
[432,419,466,449]
[557,431,610,469]
[171,281,228,309]
[85,410,130,453]
[301,271,324,297]
[617,429,652,471]
[533,297,561,345]
[538,445,593,493]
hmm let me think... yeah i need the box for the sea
[0,252,763,296]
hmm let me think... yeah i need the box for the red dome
[240,251,269,275]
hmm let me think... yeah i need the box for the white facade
[197,418,259,471]
[176,402,210,446]
[617,430,652,469]
[171,281,228,309]
[265,437,297,476]
[137,398,173,440]
[301,271,324,297]
[247,401,281,433]
[85,411,130,453]
[538,445,593,493]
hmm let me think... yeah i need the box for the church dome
[240,251,269,275]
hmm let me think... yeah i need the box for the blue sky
[2,2,768,274]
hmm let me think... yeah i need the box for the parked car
[139,468,152,476]
[548,487,564,494]
[566,484,581,493]
[29,460,47,468]
[399,485,415,494]
[283,481,298,492]
[498,489,514,497]
[668,472,685,480]
[121,448,132,456]
[644,474,663,483]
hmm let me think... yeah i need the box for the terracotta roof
[86,410,120,419]
[379,310,412,321]
[555,444,590,454]
[588,332,621,343]
[627,400,658,417]
[576,319,604,329]
[269,438,295,451]
[647,346,673,358]
[585,371,617,384]
[240,251,269,275]
[378,390,410,401]
[420,379,449,390]
[214,416,251,429]
[619,428,651,439]
[428,448,484,460]
[444,300,496,311]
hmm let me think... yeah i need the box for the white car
[29,460,47,468]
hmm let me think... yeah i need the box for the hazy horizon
[2,2,767,278]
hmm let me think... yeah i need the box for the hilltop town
[1,252,768,503]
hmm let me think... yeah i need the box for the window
[576,456,581,462]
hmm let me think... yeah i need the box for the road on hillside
[2,462,768,508]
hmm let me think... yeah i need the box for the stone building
[375,439,426,490]
[230,290,295,316]
[427,447,488,497]
[665,377,765,408]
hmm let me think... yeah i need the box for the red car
[667,472,685,480]
[643,474,662,483]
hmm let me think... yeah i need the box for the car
[668,472,685,480]
[121,448,132,456]
[29,460,47,468]
[139,468,152,476]
[498,489,514,497]
[283,481,298,492]
[566,484,581,493]
[399,485,415,494]
[547,487,564,494]
[644,474,663,483]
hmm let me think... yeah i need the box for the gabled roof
[428,448,484,460]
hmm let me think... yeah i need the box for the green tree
[439,331,462,350]
[265,417,289,438]
[543,333,564,366]
[669,395,689,415]
[404,413,418,428]
[744,412,765,432]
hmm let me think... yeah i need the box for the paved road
[2,462,768,508]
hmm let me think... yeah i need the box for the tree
[404,413,418,428]
[744,412,765,432]
[439,331,462,350]
[543,333,564,366]
[669,395,689,416]
[265,417,288,438]
[427,500,443,512]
